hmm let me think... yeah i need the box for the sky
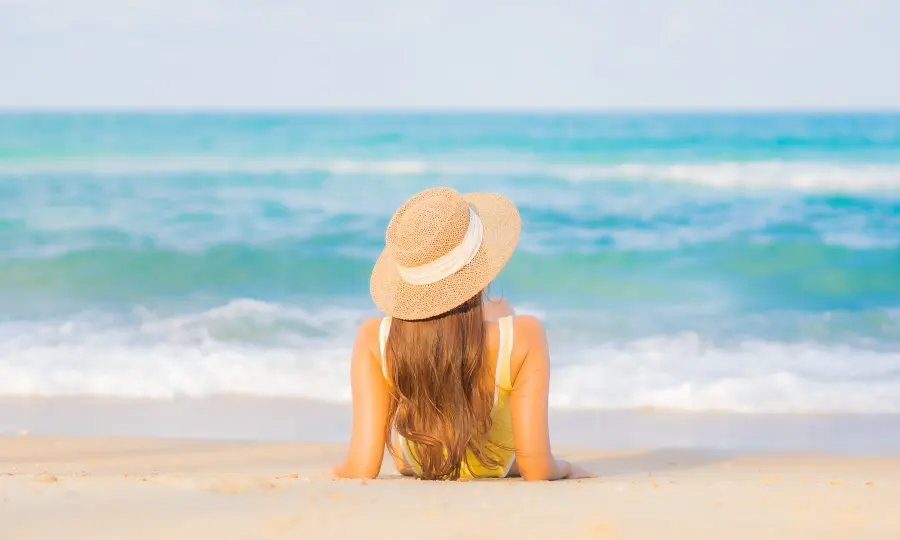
[1,0,898,109]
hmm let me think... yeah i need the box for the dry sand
[2,436,899,539]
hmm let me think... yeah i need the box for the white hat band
[395,206,483,286]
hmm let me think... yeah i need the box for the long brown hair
[384,289,504,480]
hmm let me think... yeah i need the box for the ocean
[1,112,899,414]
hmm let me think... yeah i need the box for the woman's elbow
[335,460,382,480]
[516,457,568,481]
[520,471,555,482]
[338,468,380,480]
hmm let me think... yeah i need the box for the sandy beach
[2,435,899,540]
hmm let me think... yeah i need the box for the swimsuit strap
[379,317,392,383]
[495,315,514,392]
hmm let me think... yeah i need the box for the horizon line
[1,106,899,115]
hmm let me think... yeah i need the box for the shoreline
[3,435,899,539]
[3,396,900,454]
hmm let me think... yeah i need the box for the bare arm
[332,319,390,479]
[509,316,573,481]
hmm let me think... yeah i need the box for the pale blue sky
[1,0,897,109]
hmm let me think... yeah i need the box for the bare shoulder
[512,314,547,347]
[509,315,549,383]
[358,316,383,337]
[353,317,384,357]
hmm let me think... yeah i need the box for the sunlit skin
[332,297,594,481]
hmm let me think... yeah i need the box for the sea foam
[2,300,899,413]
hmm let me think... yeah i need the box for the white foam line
[1,157,900,193]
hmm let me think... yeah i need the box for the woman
[332,187,592,481]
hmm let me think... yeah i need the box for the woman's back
[379,312,517,478]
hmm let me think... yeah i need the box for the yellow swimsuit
[379,315,517,478]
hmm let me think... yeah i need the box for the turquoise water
[1,112,899,412]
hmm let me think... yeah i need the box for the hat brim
[370,192,521,320]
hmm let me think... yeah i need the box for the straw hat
[370,187,521,320]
